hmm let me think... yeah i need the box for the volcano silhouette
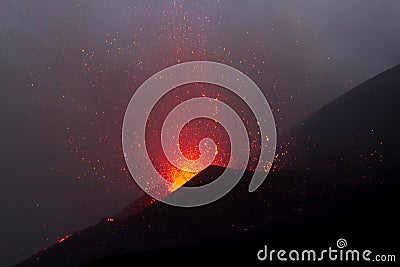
[18,65,400,267]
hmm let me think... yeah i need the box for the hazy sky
[1,1,400,266]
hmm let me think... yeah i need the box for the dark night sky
[1,1,400,266]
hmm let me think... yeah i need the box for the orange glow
[57,234,71,244]
[158,160,199,192]
[166,168,199,192]
[144,83,264,197]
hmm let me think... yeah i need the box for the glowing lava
[57,234,71,244]
[138,78,265,197]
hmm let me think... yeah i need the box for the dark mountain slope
[282,64,400,173]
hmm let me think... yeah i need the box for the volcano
[18,65,400,267]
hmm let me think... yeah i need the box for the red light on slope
[57,234,71,244]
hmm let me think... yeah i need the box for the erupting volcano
[144,83,263,191]
[122,61,276,206]
[3,1,400,266]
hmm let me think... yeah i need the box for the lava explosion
[122,61,276,206]
[64,1,297,199]
[144,82,262,192]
